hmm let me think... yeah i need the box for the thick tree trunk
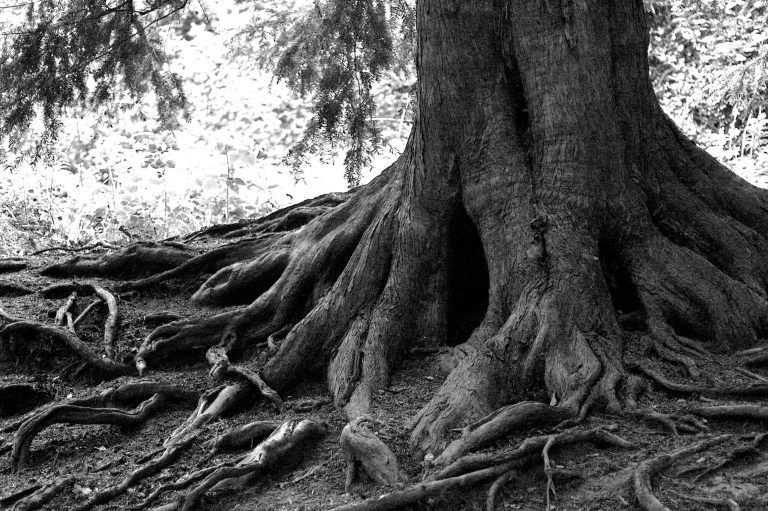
[133,0,768,458]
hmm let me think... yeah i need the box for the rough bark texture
[3,1,768,509]
[109,0,768,459]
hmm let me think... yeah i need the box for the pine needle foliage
[0,0,190,164]
[1,0,415,185]
[231,0,414,186]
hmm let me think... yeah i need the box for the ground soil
[2,247,768,511]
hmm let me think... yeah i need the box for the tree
[3,1,768,510]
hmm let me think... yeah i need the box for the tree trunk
[135,0,768,458]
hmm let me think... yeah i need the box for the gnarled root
[340,416,404,492]
[178,418,326,511]
[434,401,571,466]
[7,381,196,471]
[431,425,632,481]
[201,420,280,454]
[164,382,253,447]
[633,434,733,511]
[206,345,283,411]
[40,242,192,278]
[331,426,632,511]
[11,394,165,471]
[115,236,278,294]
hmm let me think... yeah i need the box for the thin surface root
[8,476,76,511]
[633,435,733,511]
[179,418,326,511]
[434,402,571,466]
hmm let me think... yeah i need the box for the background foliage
[0,0,765,255]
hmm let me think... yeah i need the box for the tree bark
[134,0,768,460]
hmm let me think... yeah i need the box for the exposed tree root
[54,291,78,327]
[73,299,103,328]
[74,432,200,511]
[630,362,768,398]
[198,420,280,466]
[331,426,631,511]
[485,469,517,511]
[737,346,768,367]
[0,306,23,324]
[139,463,225,508]
[89,285,118,358]
[734,367,768,382]
[0,384,52,417]
[0,484,43,508]
[8,475,76,511]
[182,191,349,241]
[177,418,326,511]
[626,409,708,436]
[647,330,701,379]
[32,241,119,256]
[3,382,195,468]
[434,402,571,466]
[340,416,404,491]
[165,382,253,447]
[633,435,732,511]
[669,490,741,511]
[0,321,132,376]
[40,243,192,278]
[113,237,271,294]
[0,282,33,297]
[206,346,283,411]
[143,312,182,327]
[684,433,767,483]
[0,259,28,274]
[11,393,166,471]
[687,404,768,421]
[331,460,520,511]
[134,311,242,375]
[431,425,633,481]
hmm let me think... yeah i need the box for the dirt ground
[2,248,768,511]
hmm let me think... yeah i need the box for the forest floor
[2,241,768,511]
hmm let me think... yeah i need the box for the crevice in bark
[446,203,489,346]
[598,237,642,319]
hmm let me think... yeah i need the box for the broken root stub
[340,416,405,492]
